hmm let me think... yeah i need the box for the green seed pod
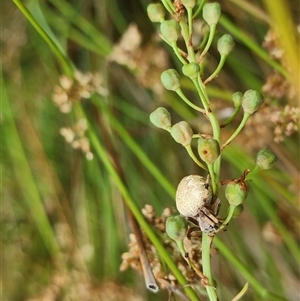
[256,148,277,169]
[232,204,244,218]
[149,107,172,130]
[181,0,196,9]
[217,34,235,56]
[165,215,188,241]
[197,138,220,164]
[160,20,181,43]
[161,69,181,91]
[242,89,264,114]
[203,3,221,26]
[232,91,243,108]
[170,121,193,146]
[182,63,200,80]
[225,180,249,206]
[147,3,165,23]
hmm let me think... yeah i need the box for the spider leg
[210,197,221,215]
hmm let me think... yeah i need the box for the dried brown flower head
[60,119,93,160]
[109,24,169,96]
[52,71,108,113]
[120,205,211,293]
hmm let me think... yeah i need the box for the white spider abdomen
[176,175,212,217]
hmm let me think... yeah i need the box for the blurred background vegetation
[2,0,299,300]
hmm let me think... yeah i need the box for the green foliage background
[2,0,299,300]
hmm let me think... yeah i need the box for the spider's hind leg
[210,197,221,216]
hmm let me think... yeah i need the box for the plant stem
[176,89,206,113]
[204,54,227,84]
[192,77,221,187]
[207,163,217,196]
[13,0,75,77]
[222,113,250,149]
[202,234,218,301]
[179,17,196,62]
[198,24,216,61]
[186,145,208,170]
[172,42,188,65]
[162,0,175,14]
[187,7,194,38]
[219,205,236,230]
[91,97,176,197]
[219,15,289,79]
[86,116,201,301]
[220,105,241,128]
[213,237,288,301]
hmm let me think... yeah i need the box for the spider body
[176,175,221,234]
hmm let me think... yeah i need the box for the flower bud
[203,3,221,26]
[181,0,196,9]
[149,107,172,130]
[165,215,188,241]
[147,3,165,23]
[182,63,200,80]
[225,179,249,206]
[217,34,235,56]
[170,121,193,146]
[242,89,264,114]
[161,69,181,91]
[232,204,244,218]
[160,20,181,43]
[232,91,243,108]
[256,148,277,169]
[197,138,220,164]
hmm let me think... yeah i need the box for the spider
[176,175,222,235]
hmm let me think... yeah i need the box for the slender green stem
[175,89,206,113]
[219,205,236,230]
[220,106,241,128]
[213,237,288,301]
[91,97,176,198]
[13,0,74,77]
[176,240,207,280]
[192,78,210,109]
[86,118,201,301]
[192,77,221,146]
[246,165,261,181]
[179,19,196,62]
[222,113,251,149]
[219,15,289,79]
[187,8,194,38]
[3,79,60,257]
[204,54,227,85]
[186,145,208,170]
[207,164,217,196]
[161,0,175,14]
[198,24,216,62]
[49,0,112,56]
[192,0,206,18]
[192,77,221,189]
[171,42,188,65]
[231,282,249,301]
[202,234,218,301]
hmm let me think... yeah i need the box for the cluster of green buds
[147,2,277,300]
[149,106,194,146]
[150,106,209,170]
[147,0,277,227]
[223,145,277,222]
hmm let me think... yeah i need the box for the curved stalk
[186,145,208,170]
[222,113,251,149]
[202,234,218,301]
